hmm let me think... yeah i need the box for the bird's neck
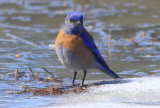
[63,24,84,35]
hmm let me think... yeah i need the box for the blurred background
[0,0,160,107]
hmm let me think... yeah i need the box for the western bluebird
[55,12,121,86]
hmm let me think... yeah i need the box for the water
[0,0,160,107]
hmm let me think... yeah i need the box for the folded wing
[80,29,121,78]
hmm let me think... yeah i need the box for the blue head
[63,12,84,34]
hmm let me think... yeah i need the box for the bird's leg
[72,71,77,86]
[82,70,87,86]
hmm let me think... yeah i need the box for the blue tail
[98,64,122,79]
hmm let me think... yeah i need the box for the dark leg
[73,71,77,86]
[82,70,87,86]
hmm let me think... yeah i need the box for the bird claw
[82,84,88,88]
[72,83,80,87]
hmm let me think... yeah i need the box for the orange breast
[55,29,94,68]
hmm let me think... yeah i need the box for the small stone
[16,54,21,59]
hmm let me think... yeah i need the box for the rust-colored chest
[55,29,94,69]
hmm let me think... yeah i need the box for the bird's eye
[70,19,73,22]
[70,19,76,22]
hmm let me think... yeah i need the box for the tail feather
[97,63,122,79]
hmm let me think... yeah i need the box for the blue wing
[80,29,121,78]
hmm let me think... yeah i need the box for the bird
[55,12,121,86]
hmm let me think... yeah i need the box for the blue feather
[80,31,109,67]
[80,31,121,78]
[66,12,83,23]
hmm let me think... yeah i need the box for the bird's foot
[82,84,88,88]
[72,83,80,87]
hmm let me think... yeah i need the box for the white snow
[54,76,160,108]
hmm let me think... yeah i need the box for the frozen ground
[54,76,160,108]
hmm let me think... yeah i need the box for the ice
[54,77,160,108]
